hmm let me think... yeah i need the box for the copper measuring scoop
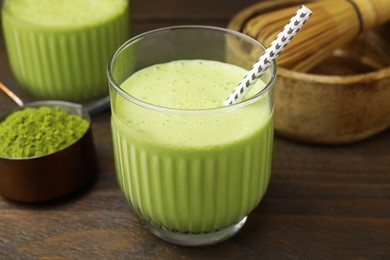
[0,82,98,202]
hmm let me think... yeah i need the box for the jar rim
[107,25,277,115]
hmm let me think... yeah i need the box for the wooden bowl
[228,0,390,144]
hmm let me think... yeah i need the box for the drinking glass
[107,25,276,246]
[2,0,129,102]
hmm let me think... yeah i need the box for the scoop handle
[354,0,390,31]
[0,82,24,107]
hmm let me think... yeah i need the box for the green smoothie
[111,60,273,233]
[2,0,129,102]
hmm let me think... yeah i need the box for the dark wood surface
[1,0,389,259]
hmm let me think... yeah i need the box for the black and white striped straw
[224,5,312,106]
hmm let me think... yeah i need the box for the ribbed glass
[108,26,276,244]
[112,113,273,233]
[2,2,129,102]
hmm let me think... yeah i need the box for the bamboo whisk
[243,0,390,72]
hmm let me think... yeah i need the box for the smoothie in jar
[111,60,273,234]
[2,0,129,102]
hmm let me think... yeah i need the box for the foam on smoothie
[121,59,265,110]
[115,60,271,149]
[3,0,128,27]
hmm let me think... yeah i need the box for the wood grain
[1,0,389,259]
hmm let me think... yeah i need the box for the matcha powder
[0,106,89,158]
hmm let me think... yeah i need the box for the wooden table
[1,0,389,259]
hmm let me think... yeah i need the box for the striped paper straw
[224,5,312,105]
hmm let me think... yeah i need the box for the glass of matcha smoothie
[2,0,129,102]
[108,26,276,246]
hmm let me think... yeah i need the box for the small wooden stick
[0,82,24,107]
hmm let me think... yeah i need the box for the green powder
[0,106,89,158]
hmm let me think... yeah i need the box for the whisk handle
[354,0,390,31]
